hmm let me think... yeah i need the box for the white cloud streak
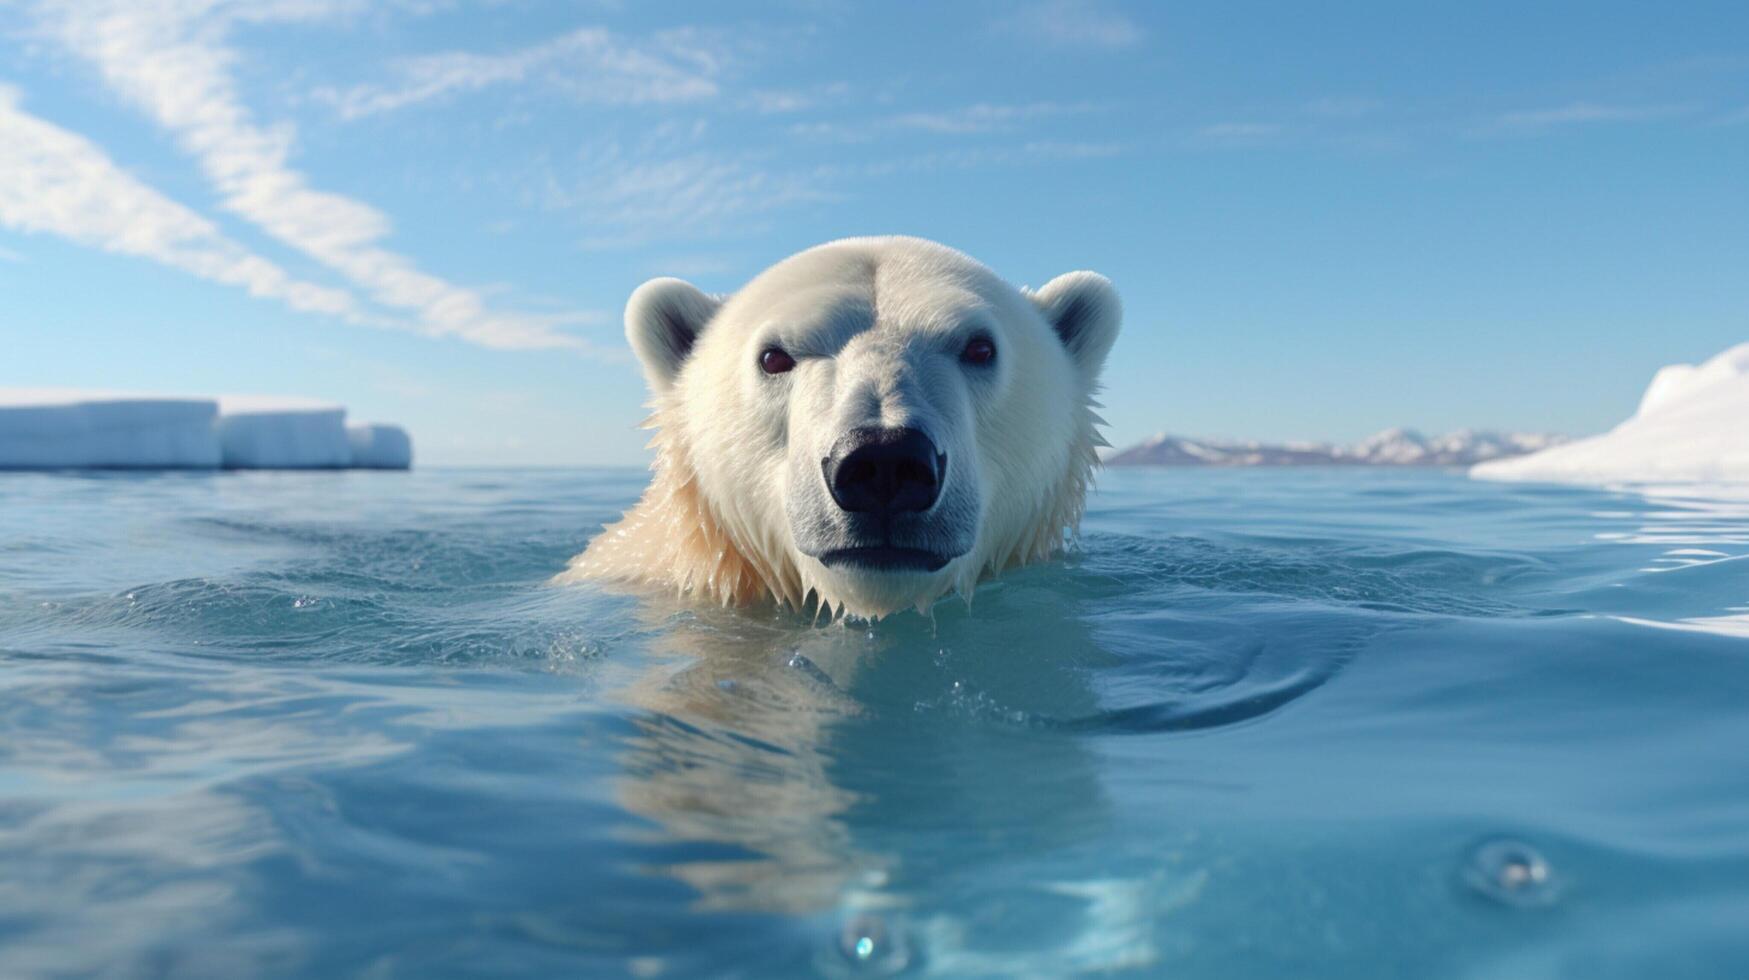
[1305,96,1382,119]
[815,140,1124,180]
[1000,0,1144,49]
[558,143,831,249]
[888,101,1097,134]
[0,83,369,321]
[789,101,1101,142]
[1190,121,1285,146]
[546,129,1124,248]
[35,0,600,353]
[739,85,847,115]
[316,26,720,120]
[1492,101,1694,131]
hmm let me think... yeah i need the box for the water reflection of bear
[609,568,1119,925]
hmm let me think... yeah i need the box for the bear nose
[824,427,946,516]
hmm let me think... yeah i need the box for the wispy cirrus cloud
[314,26,722,120]
[1189,121,1285,146]
[32,0,601,353]
[0,83,369,323]
[545,124,1123,248]
[1306,96,1383,119]
[888,100,1100,134]
[790,100,1101,142]
[1185,94,1717,151]
[818,140,1124,180]
[554,141,831,249]
[737,82,850,115]
[998,0,1144,49]
[1490,101,1695,132]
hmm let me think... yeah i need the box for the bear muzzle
[823,426,944,517]
[809,426,964,574]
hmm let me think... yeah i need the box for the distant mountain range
[1104,428,1567,468]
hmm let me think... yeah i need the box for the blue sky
[1,0,1745,465]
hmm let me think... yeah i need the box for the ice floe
[0,388,411,470]
[346,423,414,470]
[216,396,352,469]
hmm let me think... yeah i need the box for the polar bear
[561,236,1121,619]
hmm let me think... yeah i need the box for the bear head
[569,236,1120,620]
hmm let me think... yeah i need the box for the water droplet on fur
[1463,838,1558,907]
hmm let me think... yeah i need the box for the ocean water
[2,467,1747,978]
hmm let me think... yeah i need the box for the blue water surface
[2,467,1747,978]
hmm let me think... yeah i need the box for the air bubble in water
[783,650,837,689]
[1462,837,1558,907]
[835,913,909,975]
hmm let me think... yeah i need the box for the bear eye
[759,346,796,375]
[960,336,996,366]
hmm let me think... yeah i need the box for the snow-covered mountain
[1106,428,1564,468]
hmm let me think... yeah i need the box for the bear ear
[1028,271,1122,384]
[625,277,722,394]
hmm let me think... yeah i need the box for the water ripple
[2,468,1748,977]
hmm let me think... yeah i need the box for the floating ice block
[346,423,412,470]
[0,389,221,468]
[216,396,352,469]
[1,389,416,471]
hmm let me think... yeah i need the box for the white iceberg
[346,423,413,470]
[1473,342,1749,485]
[0,388,221,468]
[0,389,412,470]
[216,395,351,469]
